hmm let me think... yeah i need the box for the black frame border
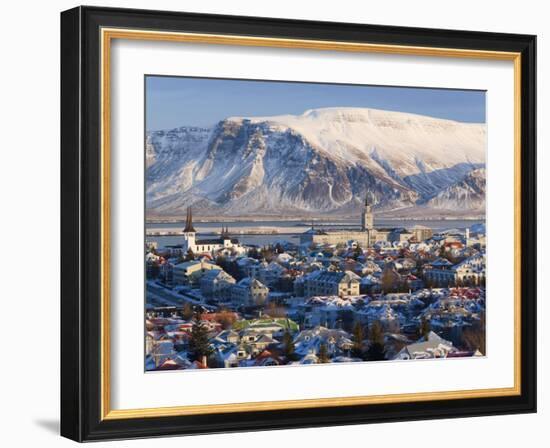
[61,5,536,442]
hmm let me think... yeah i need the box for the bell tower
[361,192,374,231]
[221,226,232,248]
[183,207,196,252]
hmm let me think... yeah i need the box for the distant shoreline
[146,215,486,225]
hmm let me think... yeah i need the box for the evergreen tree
[185,248,195,261]
[381,266,398,294]
[282,330,296,361]
[351,322,365,359]
[189,320,212,364]
[366,321,386,361]
[461,311,486,354]
[318,343,330,363]
[368,321,384,345]
[366,341,386,361]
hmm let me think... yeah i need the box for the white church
[181,207,245,255]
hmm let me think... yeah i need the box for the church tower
[221,226,232,248]
[361,192,374,231]
[183,207,196,252]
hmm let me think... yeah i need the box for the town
[145,196,486,371]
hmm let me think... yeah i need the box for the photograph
[144,76,488,371]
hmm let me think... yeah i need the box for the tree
[366,321,386,361]
[282,330,296,361]
[418,317,431,340]
[318,343,330,363]
[461,312,486,355]
[189,320,213,365]
[185,248,195,261]
[217,308,236,330]
[368,321,384,344]
[182,302,194,321]
[351,322,365,359]
[381,265,399,294]
[366,341,386,361]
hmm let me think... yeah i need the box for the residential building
[394,331,455,360]
[200,269,236,298]
[231,277,269,306]
[172,259,221,286]
[303,270,360,298]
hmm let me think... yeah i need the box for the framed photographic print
[60,6,537,441]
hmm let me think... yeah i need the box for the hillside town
[145,198,486,371]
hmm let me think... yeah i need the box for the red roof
[157,359,182,370]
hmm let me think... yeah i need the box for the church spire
[183,207,196,233]
[221,225,230,239]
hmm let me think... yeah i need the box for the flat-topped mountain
[146,107,485,219]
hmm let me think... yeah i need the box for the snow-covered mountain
[145,107,486,218]
[422,168,486,212]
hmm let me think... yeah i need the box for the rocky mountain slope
[145,107,486,218]
[422,168,486,211]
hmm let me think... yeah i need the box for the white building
[231,277,269,306]
[200,269,236,298]
[303,270,361,298]
[181,207,244,255]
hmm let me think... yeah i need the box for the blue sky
[146,76,486,131]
